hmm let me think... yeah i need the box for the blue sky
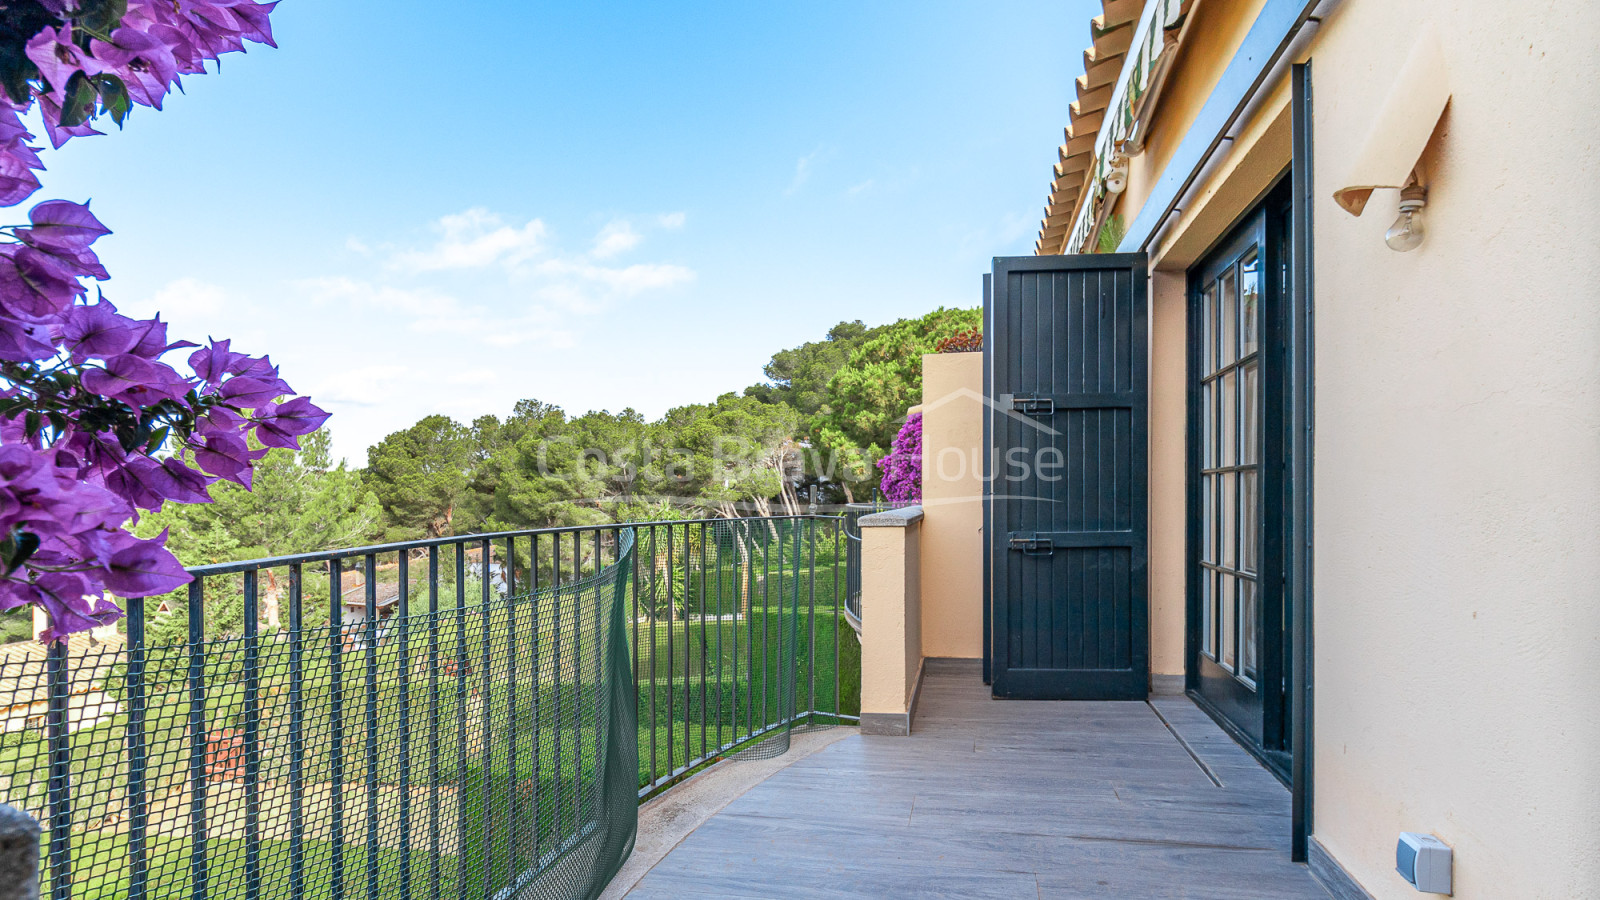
[29,0,1097,464]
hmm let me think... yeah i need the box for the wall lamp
[1385,182,1427,252]
[1331,28,1450,252]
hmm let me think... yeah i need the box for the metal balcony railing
[0,515,858,900]
[841,501,914,625]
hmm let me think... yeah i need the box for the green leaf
[23,411,41,439]
[59,71,98,127]
[5,531,40,576]
[77,0,129,35]
[93,74,129,127]
[144,426,170,455]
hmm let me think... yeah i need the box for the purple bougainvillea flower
[0,123,42,205]
[878,413,923,503]
[103,456,165,511]
[90,28,179,109]
[188,338,242,384]
[24,25,99,97]
[33,91,104,151]
[154,457,212,504]
[217,374,290,407]
[101,530,192,597]
[252,396,330,449]
[0,245,83,319]
[0,315,57,362]
[30,571,124,642]
[0,4,299,641]
[126,315,170,358]
[62,300,137,359]
[22,200,112,251]
[191,431,262,487]
[80,353,194,406]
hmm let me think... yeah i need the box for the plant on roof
[935,327,982,353]
[877,412,921,503]
[0,1,325,640]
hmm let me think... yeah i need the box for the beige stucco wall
[918,353,985,660]
[1116,2,1600,897]
[1301,4,1600,897]
[1147,270,1186,680]
[859,512,923,721]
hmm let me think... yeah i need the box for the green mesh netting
[0,517,860,899]
[0,529,639,900]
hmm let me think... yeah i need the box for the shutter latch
[1008,534,1054,556]
[1010,393,1055,416]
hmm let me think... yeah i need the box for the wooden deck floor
[627,668,1331,899]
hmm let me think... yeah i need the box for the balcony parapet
[858,505,925,737]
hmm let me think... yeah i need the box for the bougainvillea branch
[878,412,922,503]
[0,0,317,640]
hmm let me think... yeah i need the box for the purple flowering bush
[0,1,327,640]
[877,412,922,503]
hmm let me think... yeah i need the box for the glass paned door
[1189,177,1294,777]
[1199,247,1261,686]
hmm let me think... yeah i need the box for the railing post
[534,531,547,851]
[185,579,208,900]
[476,538,491,898]
[124,594,148,900]
[287,564,305,900]
[501,537,517,873]
[425,547,441,900]
[397,550,413,900]
[362,554,378,900]
[0,803,40,900]
[452,545,466,896]
[44,638,69,900]
[243,570,261,900]
[328,563,345,900]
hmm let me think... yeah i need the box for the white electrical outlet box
[1396,832,1452,894]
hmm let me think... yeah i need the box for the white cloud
[309,364,410,409]
[656,211,686,229]
[444,367,499,387]
[136,277,229,320]
[786,152,817,196]
[299,275,465,317]
[847,179,875,196]
[298,275,575,348]
[591,220,641,259]
[310,208,693,366]
[390,207,548,272]
[529,259,696,304]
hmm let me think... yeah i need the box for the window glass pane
[1201,474,1214,563]
[1220,268,1237,366]
[1241,578,1258,682]
[1202,283,1216,372]
[1202,570,1215,659]
[1202,381,1214,468]
[1240,251,1260,357]
[1220,472,1236,570]
[1220,573,1236,672]
[1240,363,1259,465]
[1220,371,1236,466]
[1240,469,1258,574]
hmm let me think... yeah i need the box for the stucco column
[917,352,984,662]
[857,506,923,736]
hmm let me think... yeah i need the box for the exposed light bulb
[1385,186,1428,252]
